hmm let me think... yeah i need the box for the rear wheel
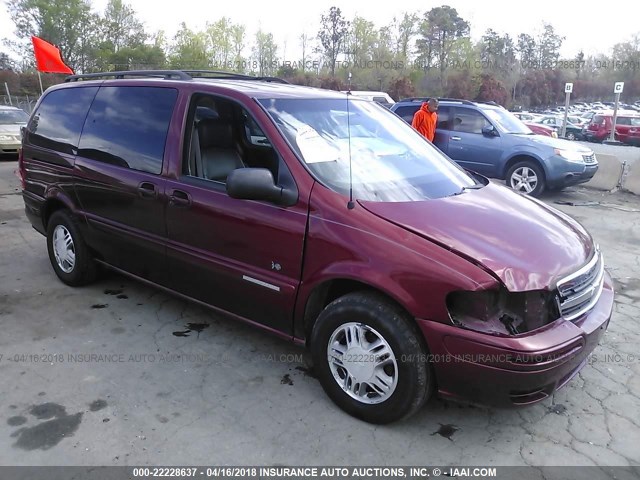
[310,291,433,424]
[47,210,98,286]
[566,132,576,141]
[506,160,545,197]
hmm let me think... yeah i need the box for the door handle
[169,189,191,208]
[137,182,158,199]
[450,136,462,141]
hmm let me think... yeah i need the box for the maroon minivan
[19,71,614,424]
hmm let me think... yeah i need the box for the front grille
[583,154,597,164]
[557,249,604,321]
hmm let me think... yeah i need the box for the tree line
[2,0,639,107]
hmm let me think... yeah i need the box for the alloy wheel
[510,166,538,194]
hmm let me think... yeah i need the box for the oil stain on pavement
[431,423,460,441]
[9,403,83,451]
[172,323,210,338]
[8,399,109,450]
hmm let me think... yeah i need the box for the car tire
[46,210,98,286]
[566,132,576,141]
[310,291,433,424]
[506,160,545,197]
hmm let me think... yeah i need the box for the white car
[0,106,29,156]
[341,91,395,108]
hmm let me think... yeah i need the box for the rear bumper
[417,271,614,407]
[22,190,46,235]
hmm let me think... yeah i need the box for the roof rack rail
[65,69,290,84]
[398,97,431,102]
[398,96,475,105]
[186,71,290,84]
[475,100,505,108]
[65,70,192,82]
[436,98,475,105]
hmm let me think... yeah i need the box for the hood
[0,124,23,135]
[512,133,593,152]
[359,183,594,291]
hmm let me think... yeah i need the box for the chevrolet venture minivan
[19,71,614,424]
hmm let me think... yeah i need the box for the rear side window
[616,117,631,125]
[393,105,419,123]
[27,87,98,155]
[79,86,178,174]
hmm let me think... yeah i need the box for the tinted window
[616,117,631,125]
[27,87,98,155]
[453,108,490,134]
[393,105,419,123]
[79,86,177,174]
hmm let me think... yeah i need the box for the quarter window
[27,87,98,155]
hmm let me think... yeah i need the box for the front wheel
[506,161,545,197]
[566,132,576,141]
[310,292,433,424]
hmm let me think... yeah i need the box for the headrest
[198,118,234,149]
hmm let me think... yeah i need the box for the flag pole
[37,70,44,96]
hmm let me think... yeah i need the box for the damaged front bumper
[416,270,614,407]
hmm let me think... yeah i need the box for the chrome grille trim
[557,249,604,321]
[582,154,597,164]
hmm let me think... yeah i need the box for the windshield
[482,107,531,134]
[0,109,29,124]
[259,98,478,201]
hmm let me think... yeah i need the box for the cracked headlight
[446,288,560,336]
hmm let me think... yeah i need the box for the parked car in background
[391,97,598,196]
[513,112,541,122]
[583,112,640,143]
[524,122,557,138]
[567,115,589,127]
[0,106,29,157]
[18,71,613,424]
[622,125,640,146]
[342,91,395,108]
[535,116,584,140]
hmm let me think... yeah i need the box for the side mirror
[482,125,499,137]
[226,168,296,206]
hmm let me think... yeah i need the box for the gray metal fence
[0,94,39,114]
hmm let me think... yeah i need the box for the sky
[1,0,639,62]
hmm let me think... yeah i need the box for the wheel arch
[503,154,547,181]
[299,277,418,346]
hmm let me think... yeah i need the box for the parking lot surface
[0,159,639,469]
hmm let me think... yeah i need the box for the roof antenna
[346,71,355,210]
